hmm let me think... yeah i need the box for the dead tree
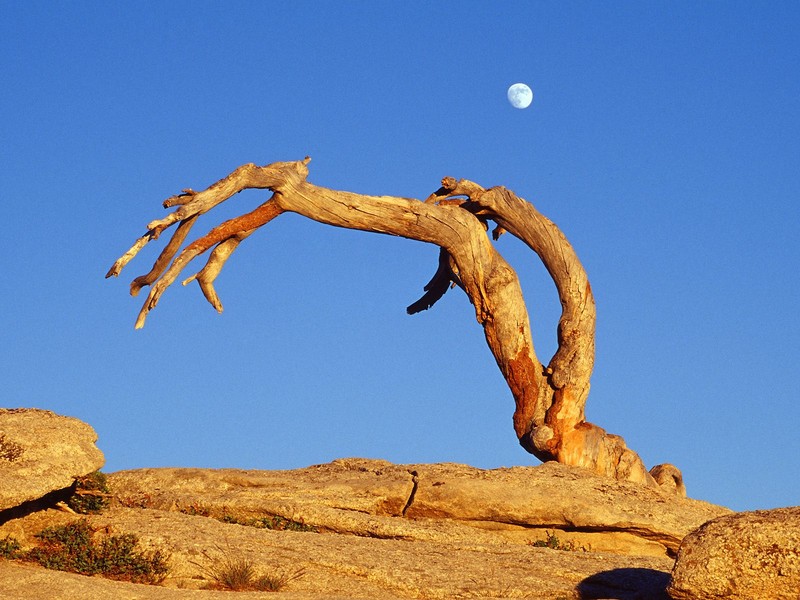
[107,158,683,494]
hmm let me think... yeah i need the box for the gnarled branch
[107,158,682,493]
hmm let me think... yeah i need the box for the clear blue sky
[2,2,798,512]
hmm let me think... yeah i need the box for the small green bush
[68,471,111,514]
[0,536,21,559]
[530,531,584,552]
[251,515,318,532]
[180,502,211,517]
[216,513,318,533]
[26,520,169,584]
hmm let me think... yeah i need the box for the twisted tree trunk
[107,158,683,494]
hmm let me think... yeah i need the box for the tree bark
[107,158,682,493]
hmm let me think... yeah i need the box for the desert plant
[67,471,111,514]
[530,531,584,552]
[250,515,317,533]
[25,520,169,584]
[207,553,258,591]
[254,568,306,592]
[194,545,304,592]
[214,512,318,533]
[180,502,211,517]
[0,536,21,559]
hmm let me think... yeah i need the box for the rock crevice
[401,470,419,517]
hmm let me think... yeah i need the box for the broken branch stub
[107,158,683,494]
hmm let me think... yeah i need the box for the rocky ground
[1,409,798,599]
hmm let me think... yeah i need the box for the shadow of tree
[577,567,671,600]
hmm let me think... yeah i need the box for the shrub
[254,568,306,592]
[68,471,111,514]
[530,531,584,552]
[0,536,21,559]
[206,553,258,591]
[26,520,169,584]
[194,546,304,592]
[180,502,211,517]
[216,512,318,533]
[251,515,317,533]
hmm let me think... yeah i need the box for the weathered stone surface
[0,506,675,599]
[0,408,105,511]
[107,458,730,557]
[668,506,800,600]
[0,454,734,599]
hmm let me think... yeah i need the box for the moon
[507,83,533,109]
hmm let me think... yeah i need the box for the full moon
[507,83,533,109]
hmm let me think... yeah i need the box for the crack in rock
[401,470,419,517]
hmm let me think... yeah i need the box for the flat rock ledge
[2,457,731,600]
[0,416,741,600]
[0,408,104,511]
[107,458,729,558]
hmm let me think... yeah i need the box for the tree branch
[406,248,462,315]
[133,198,284,328]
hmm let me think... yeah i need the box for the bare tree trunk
[107,158,683,493]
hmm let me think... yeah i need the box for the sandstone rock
[668,506,800,600]
[1,456,734,599]
[649,463,687,497]
[0,559,337,600]
[107,458,729,557]
[0,408,105,512]
[0,506,676,599]
[405,460,724,555]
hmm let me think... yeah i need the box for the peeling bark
[107,158,682,492]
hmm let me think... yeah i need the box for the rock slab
[668,506,800,599]
[1,506,677,599]
[0,408,105,511]
[3,456,730,599]
[108,458,730,557]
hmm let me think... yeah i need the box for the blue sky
[2,2,798,512]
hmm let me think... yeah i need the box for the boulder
[0,408,105,512]
[108,458,729,557]
[668,506,800,600]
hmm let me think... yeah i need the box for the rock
[0,408,105,512]
[107,458,729,557]
[668,506,800,600]
[0,441,734,599]
[404,461,723,555]
[0,559,329,600]
[0,506,676,599]
[650,463,687,497]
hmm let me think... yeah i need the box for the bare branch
[182,233,252,312]
[129,215,199,296]
[133,198,284,328]
[406,248,462,314]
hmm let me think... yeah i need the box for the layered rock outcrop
[3,409,793,599]
[0,408,104,512]
[108,458,728,558]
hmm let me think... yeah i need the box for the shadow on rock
[577,567,671,600]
